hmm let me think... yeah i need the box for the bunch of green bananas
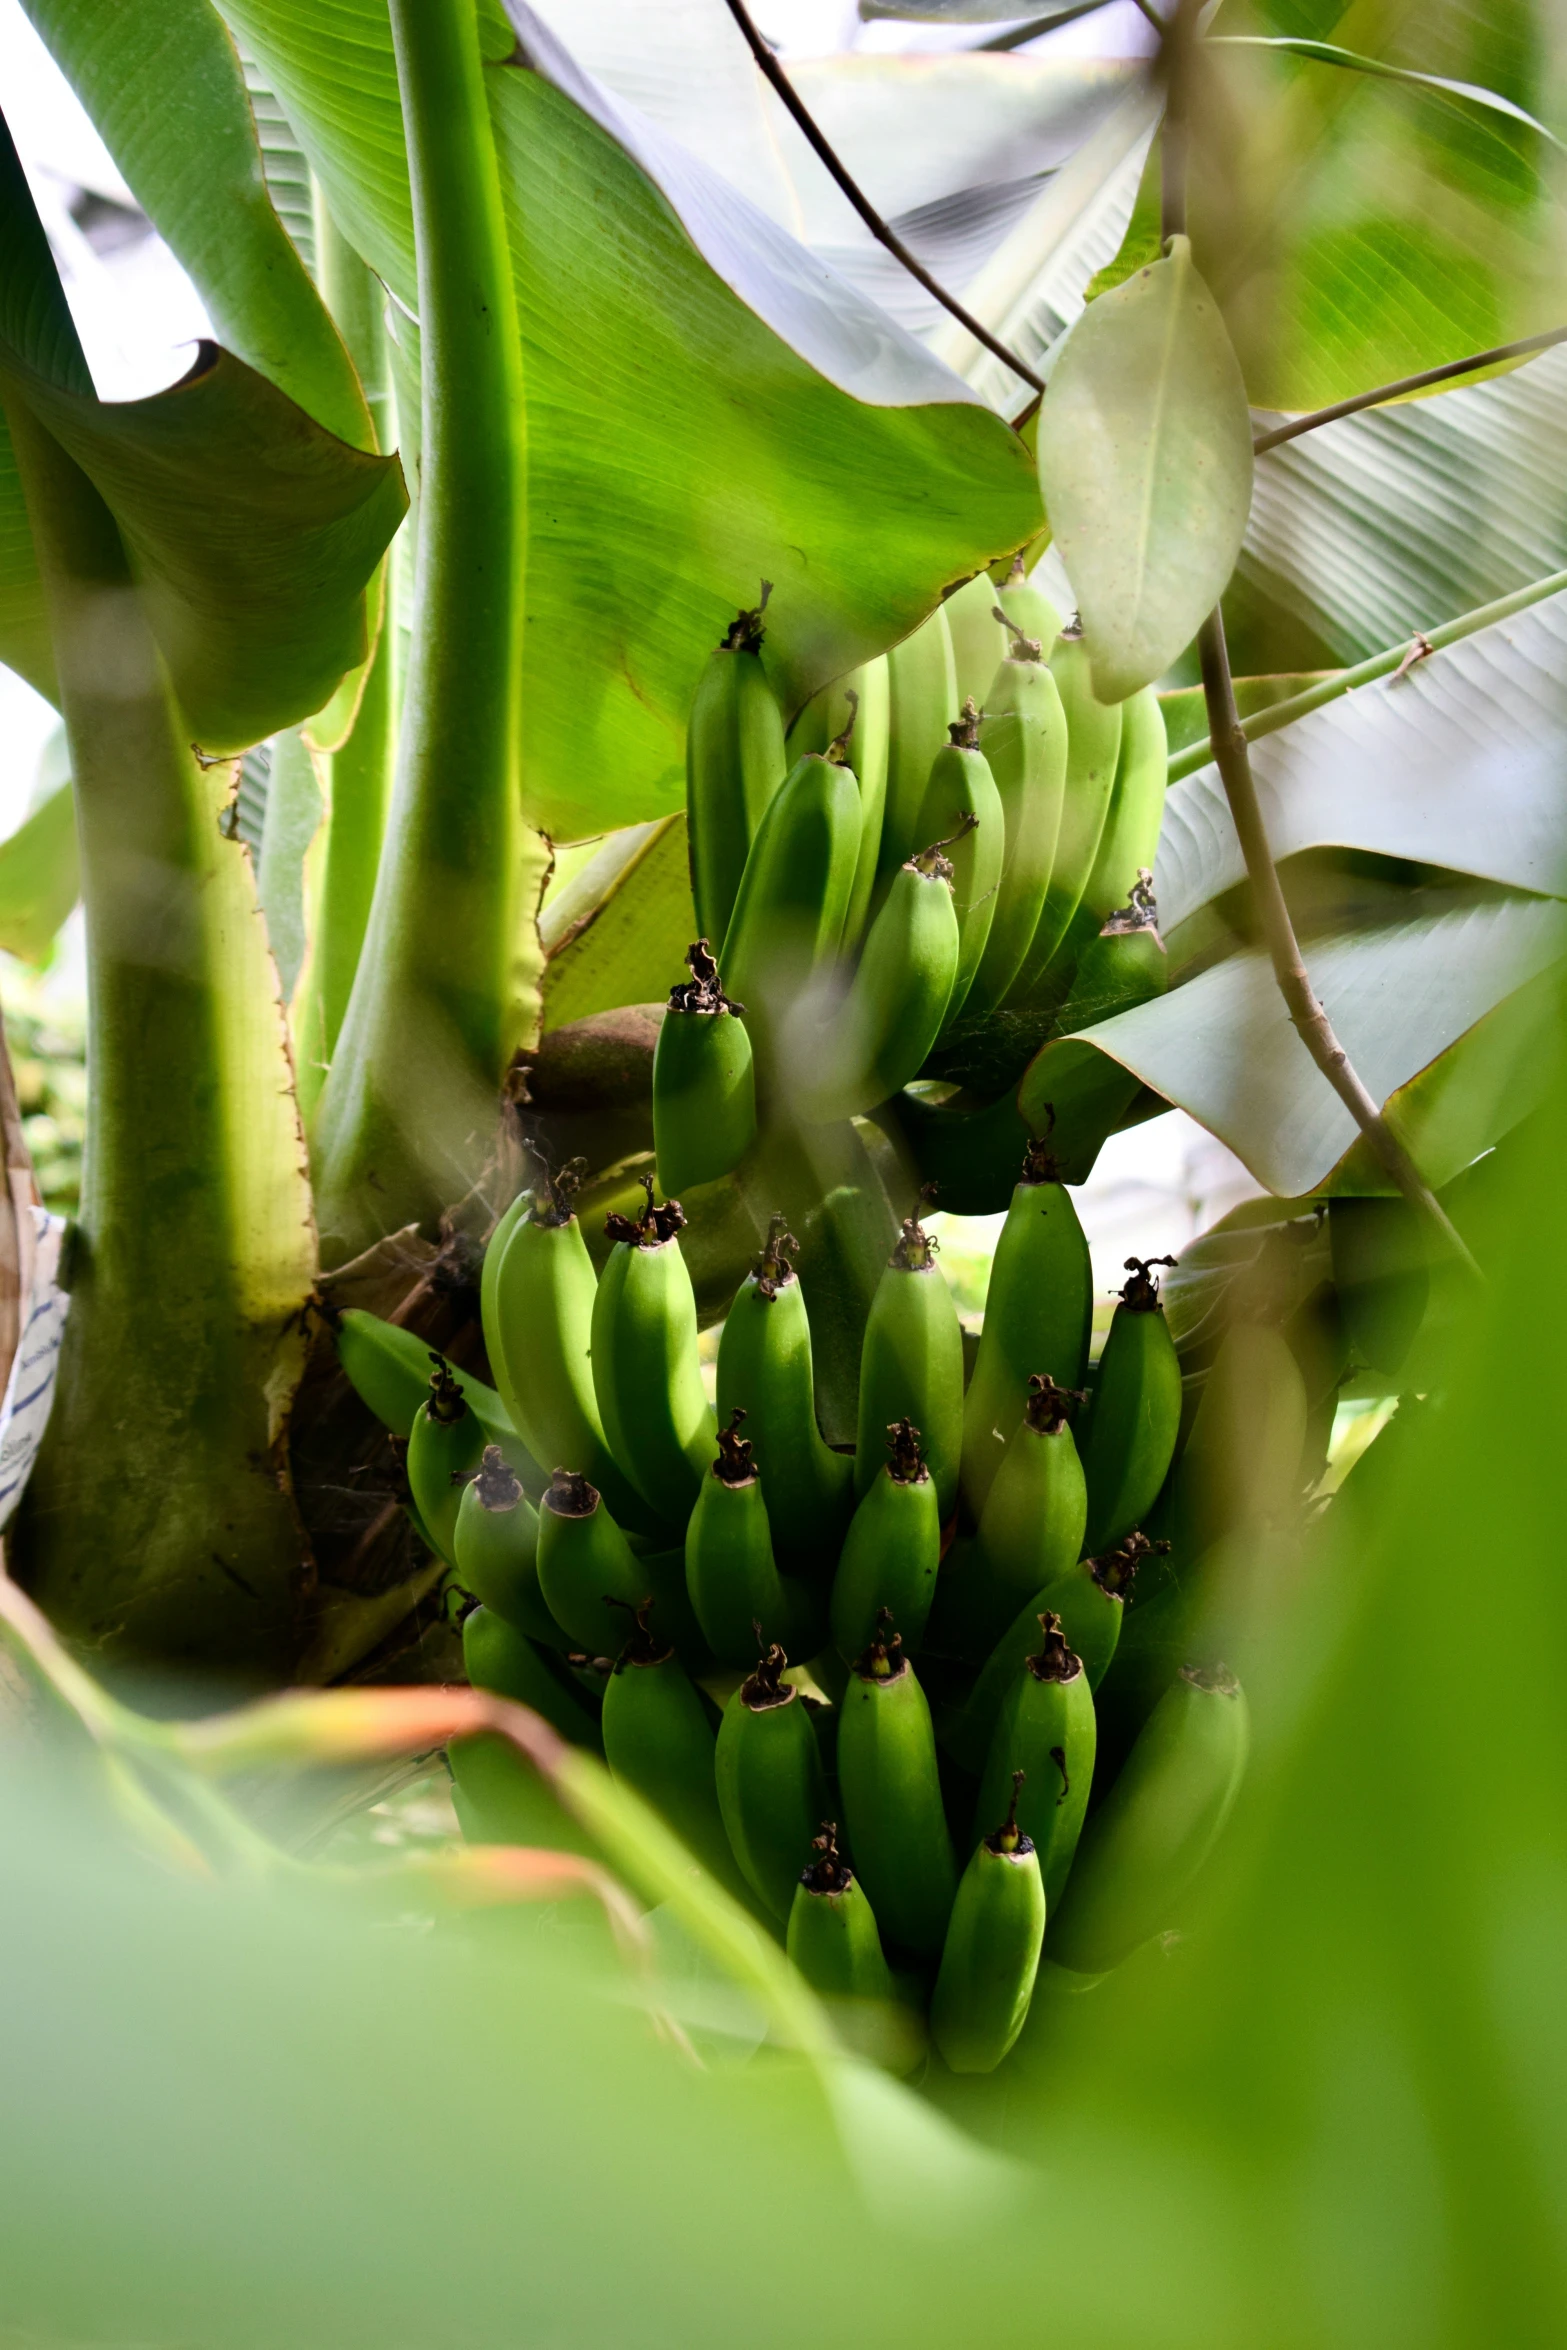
[334,1134,1270,2079]
[655,566,1172,1209]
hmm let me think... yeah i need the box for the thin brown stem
[1159,0,1198,241]
[720,0,1044,394]
[1253,323,1567,454]
[1196,611,1478,1272]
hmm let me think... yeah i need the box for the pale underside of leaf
[1156,586,1567,933]
[1240,343,1567,668]
[930,80,1160,404]
[504,1,988,413]
[541,817,695,1032]
[1051,893,1567,1196]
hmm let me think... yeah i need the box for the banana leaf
[183,0,1043,841]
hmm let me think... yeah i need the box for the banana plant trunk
[6,406,315,1683]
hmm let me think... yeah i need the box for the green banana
[973,1612,1096,1908]
[1048,1659,1250,1974]
[930,1771,1046,2074]
[599,1600,746,1898]
[915,701,1004,1027]
[1170,1319,1309,1568]
[855,1207,965,1522]
[483,1160,642,1526]
[334,1306,441,1440]
[460,1602,604,1752]
[944,571,1012,713]
[879,601,958,887]
[1329,1196,1430,1373]
[946,1530,1161,1775]
[685,1410,823,1668]
[534,1467,653,1652]
[1030,1529,1160,1693]
[477,1187,531,1359]
[995,549,1063,651]
[452,1445,554,1644]
[406,1356,484,1562]
[686,583,788,949]
[960,1131,1092,1521]
[652,939,756,1199]
[1082,1256,1183,1555]
[335,1309,536,1480]
[794,836,960,1125]
[787,664,890,953]
[786,1821,895,2007]
[941,1374,1087,1661]
[714,1214,852,1576]
[836,1611,957,1959]
[720,748,861,1057]
[1008,621,1123,995]
[830,1417,941,1663]
[886,1085,1034,1219]
[591,1179,715,1524]
[962,619,1069,1017]
[1049,871,1168,1035]
[715,1641,828,1921]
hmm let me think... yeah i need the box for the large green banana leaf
[162,0,1041,841]
[238,44,318,276]
[17,0,368,448]
[1,342,404,755]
